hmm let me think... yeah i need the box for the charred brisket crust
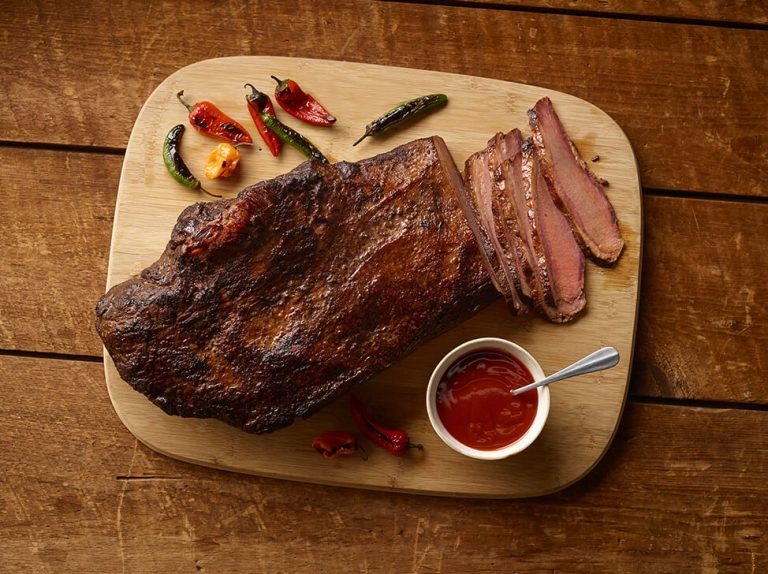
[96,137,495,434]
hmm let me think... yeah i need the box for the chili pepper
[312,431,365,459]
[162,124,221,198]
[243,83,283,157]
[349,394,423,456]
[353,93,448,146]
[261,112,329,164]
[203,142,241,180]
[176,90,253,145]
[271,75,336,126]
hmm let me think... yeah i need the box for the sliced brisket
[462,148,517,306]
[495,138,586,323]
[463,134,530,313]
[528,96,624,266]
[489,129,534,305]
[520,138,586,322]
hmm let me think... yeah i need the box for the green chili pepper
[353,93,448,146]
[260,113,329,164]
[163,124,220,198]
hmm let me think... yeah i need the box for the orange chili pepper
[203,143,241,180]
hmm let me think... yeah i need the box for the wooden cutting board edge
[102,56,643,498]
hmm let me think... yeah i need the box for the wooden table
[2,1,766,572]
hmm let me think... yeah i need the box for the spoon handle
[511,346,620,396]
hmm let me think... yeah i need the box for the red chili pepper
[244,83,282,157]
[271,75,336,126]
[176,90,253,144]
[312,431,364,459]
[349,394,423,456]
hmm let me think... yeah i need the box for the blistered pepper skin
[177,90,253,145]
[271,76,336,127]
[162,124,221,197]
[350,394,422,456]
[312,431,361,459]
[204,143,241,180]
[244,83,283,157]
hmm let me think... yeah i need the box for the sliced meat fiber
[482,134,531,313]
[528,96,624,266]
[489,129,534,305]
[499,141,542,309]
[516,139,586,323]
[455,151,508,301]
[463,144,527,313]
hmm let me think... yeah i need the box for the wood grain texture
[453,0,768,24]
[634,195,768,403]
[1,355,766,573]
[101,56,642,497]
[0,148,116,355]
[2,0,766,196]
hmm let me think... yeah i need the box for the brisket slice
[463,137,528,313]
[518,138,586,322]
[496,138,586,323]
[528,96,624,266]
[460,148,512,303]
[95,137,496,434]
[489,129,533,305]
[498,136,539,305]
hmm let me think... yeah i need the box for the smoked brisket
[464,136,528,313]
[95,137,496,434]
[518,139,586,322]
[459,97,622,321]
[528,97,624,265]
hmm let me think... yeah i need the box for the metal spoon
[511,346,620,396]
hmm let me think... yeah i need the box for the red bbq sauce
[436,349,538,451]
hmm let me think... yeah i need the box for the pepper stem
[176,90,193,112]
[199,185,222,198]
[352,129,372,147]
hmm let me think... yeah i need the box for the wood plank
[3,0,767,197]
[1,355,766,572]
[0,148,117,356]
[633,195,768,403]
[454,0,768,25]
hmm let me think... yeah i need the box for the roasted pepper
[271,75,336,126]
[261,111,329,164]
[312,431,365,459]
[203,142,241,180]
[176,90,253,144]
[243,83,282,157]
[350,394,422,456]
[162,124,220,197]
[353,93,448,146]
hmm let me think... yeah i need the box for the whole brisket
[96,137,496,434]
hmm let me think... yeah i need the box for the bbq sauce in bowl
[436,349,538,450]
[426,338,550,460]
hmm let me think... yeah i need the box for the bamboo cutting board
[103,56,642,498]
